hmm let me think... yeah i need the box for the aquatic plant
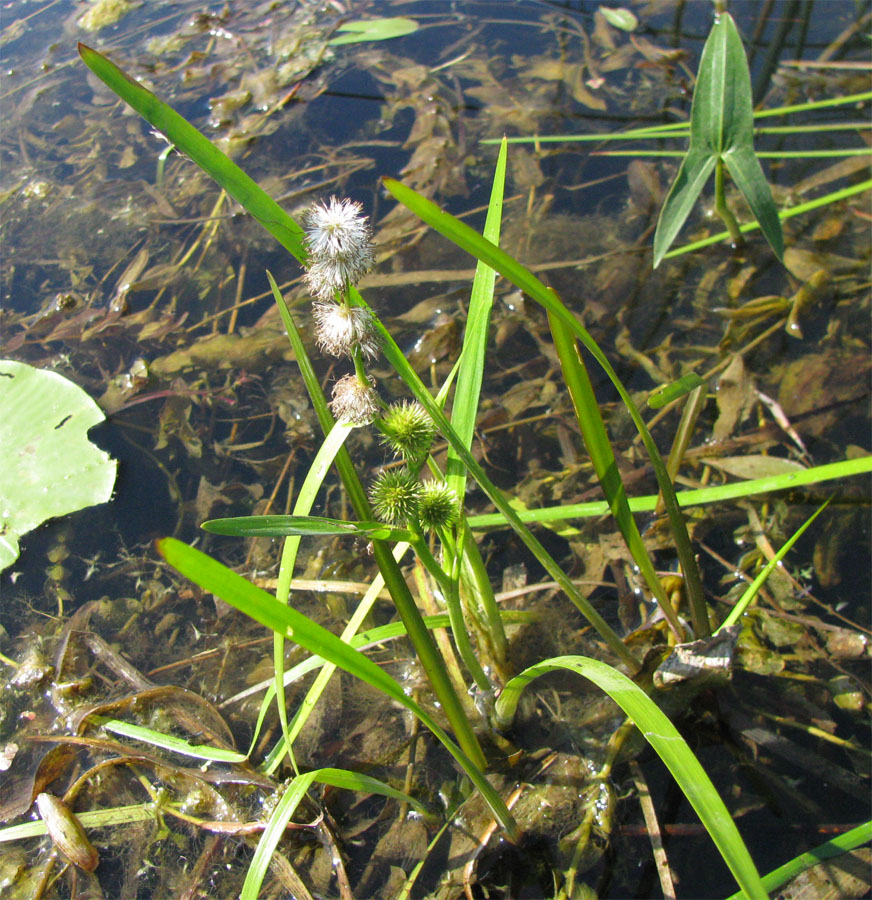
[652,8,784,267]
[4,13,864,894]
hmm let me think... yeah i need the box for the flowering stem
[351,347,371,391]
[459,523,509,676]
[270,275,487,770]
[410,532,491,694]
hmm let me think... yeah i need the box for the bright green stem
[459,523,509,673]
[268,274,487,771]
[270,421,355,775]
[550,313,687,640]
[410,533,491,694]
[715,158,743,245]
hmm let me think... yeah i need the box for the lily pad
[0,361,117,572]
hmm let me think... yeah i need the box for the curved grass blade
[242,767,428,900]
[724,819,872,900]
[381,177,708,638]
[494,656,767,899]
[156,537,518,841]
[77,44,306,264]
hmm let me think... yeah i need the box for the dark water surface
[1,1,870,897]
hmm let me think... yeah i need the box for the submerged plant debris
[0,1,869,898]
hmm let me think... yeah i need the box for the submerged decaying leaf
[36,793,99,872]
[653,625,740,688]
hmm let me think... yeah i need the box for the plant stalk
[715,158,743,246]
[270,275,487,770]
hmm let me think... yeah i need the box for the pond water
[1,1,870,898]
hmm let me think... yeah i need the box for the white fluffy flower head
[329,373,380,425]
[312,301,379,360]
[303,197,375,300]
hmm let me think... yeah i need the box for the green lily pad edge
[0,360,117,572]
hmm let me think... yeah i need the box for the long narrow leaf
[549,312,687,638]
[445,138,509,666]
[716,500,829,633]
[203,514,411,542]
[94,718,247,764]
[724,146,783,258]
[467,455,872,527]
[78,45,306,263]
[446,138,505,495]
[381,178,708,638]
[156,537,518,840]
[494,656,767,899]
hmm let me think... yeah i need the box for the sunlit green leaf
[648,372,707,408]
[77,44,306,263]
[598,6,638,31]
[328,17,418,45]
[495,656,767,899]
[202,514,409,541]
[93,718,248,763]
[652,12,783,267]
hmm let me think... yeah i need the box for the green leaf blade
[328,17,418,44]
[648,373,707,409]
[77,44,306,263]
[202,514,406,541]
[652,150,717,268]
[446,137,507,498]
[495,656,768,899]
[724,148,784,260]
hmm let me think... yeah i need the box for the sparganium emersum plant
[70,27,872,899]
